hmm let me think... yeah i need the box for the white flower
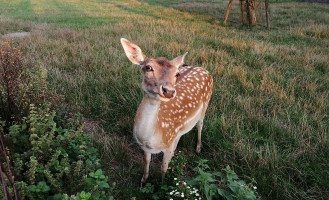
[183,182,187,185]
[181,193,184,197]
[253,186,257,190]
[170,191,173,195]
[187,186,190,189]
[174,178,177,180]
[196,193,199,196]
[176,183,179,186]
[170,199,173,200]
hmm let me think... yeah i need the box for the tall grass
[0,0,328,199]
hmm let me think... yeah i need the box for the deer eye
[175,73,180,78]
[145,65,153,72]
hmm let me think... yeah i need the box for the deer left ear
[171,52,188,68]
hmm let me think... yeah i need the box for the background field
[0,0,329,199]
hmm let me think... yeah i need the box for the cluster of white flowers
[189,187,199,197]
[169,189,184,197]
[169,177,201,199]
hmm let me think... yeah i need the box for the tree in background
[224,0,270,28]
[246,0,257,25]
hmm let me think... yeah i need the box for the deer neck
[133,94,161,145]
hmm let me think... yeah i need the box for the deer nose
[161,85,176,98]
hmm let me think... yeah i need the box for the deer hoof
[196,145,201,153]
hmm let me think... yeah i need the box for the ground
[0,0,328,199]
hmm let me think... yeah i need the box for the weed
[1,104,114,199]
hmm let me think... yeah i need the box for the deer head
[120,38,188,102]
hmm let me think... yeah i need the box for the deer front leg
[141,152,151,186]
[161,144,175,184]
[196,119,204,153]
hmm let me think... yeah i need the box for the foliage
[2,104,114,199]
[188,160,259,200]
[141,151,201,200]
[0,40,23,125]
[0,40,62,129]
[142,152,259,200]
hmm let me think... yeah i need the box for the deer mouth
[148,92,173,102]
[142,84,176,102]
[142,88,173,102]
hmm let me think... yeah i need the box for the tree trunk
[246,0,256,25]
[265,0,270,29]
[224,0,234,25]
[240,0,246,25]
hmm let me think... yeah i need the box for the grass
[0,0,329,199]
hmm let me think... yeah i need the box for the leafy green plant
[188,160,219,200]
[141,151,202,200]
[188,160,259,200]
[76,191,92,200]
[142,152,260,200]
[2,104,114,199]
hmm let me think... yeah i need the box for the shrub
[2,103,114,199]
[141,151,260,200]
[0,40,23,126]
[0,40,62,129]
[188,161,259,200]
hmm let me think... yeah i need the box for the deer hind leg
[173,135,182,152]
[196,119,204,153]
[161,144,175,184]
[141,152,151,186]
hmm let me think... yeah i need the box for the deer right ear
[120,38,146,65]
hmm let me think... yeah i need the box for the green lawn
[0,0,329,199]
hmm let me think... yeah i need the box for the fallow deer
[120,38,213,184]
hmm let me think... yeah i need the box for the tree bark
[265,0,270,29]
[246,0,256,25]
[240,0,246,25]
[224,0,234,24]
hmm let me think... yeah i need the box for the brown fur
[120,38,213,184]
